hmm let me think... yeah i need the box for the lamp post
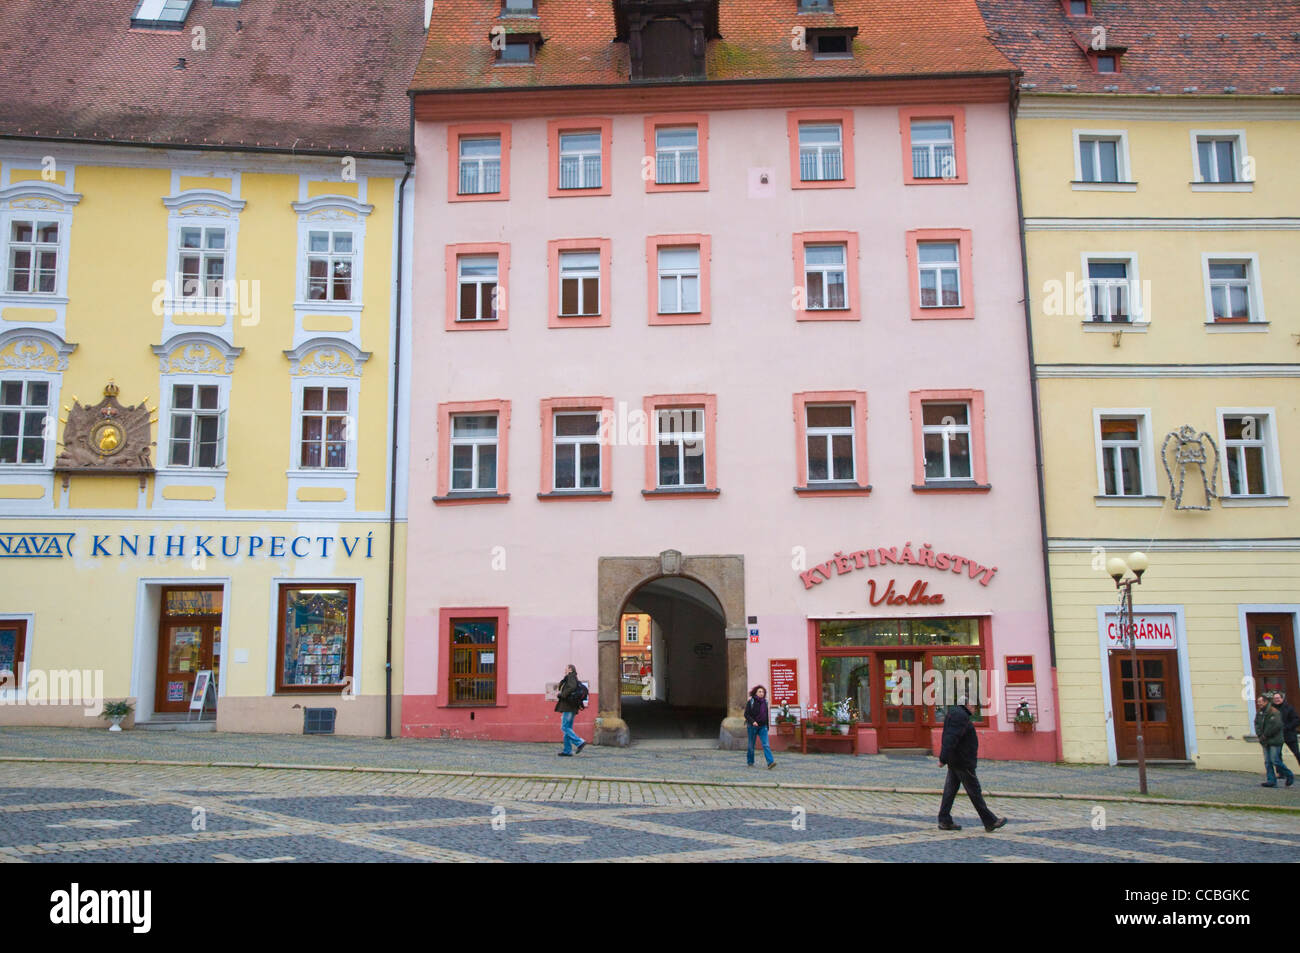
[1107,551,1150,794]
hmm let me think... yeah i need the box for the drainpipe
[384,97,415,740]
[1007,75,1064,763]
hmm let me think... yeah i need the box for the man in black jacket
[937,697,1006,833]
[555,665,586,756]
[1272,691,1300,769]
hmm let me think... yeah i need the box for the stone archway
[595,550,747,748]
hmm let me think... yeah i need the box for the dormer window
[810,29,855,59]
[495,32,542,64]
[799,0,832,10]
[1063,0,1090,14]
[1087,49,1124,72]
[502,0,536,13]
[130,0,193,29]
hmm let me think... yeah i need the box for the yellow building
[981,0,1300,770]
[0,1,424,734]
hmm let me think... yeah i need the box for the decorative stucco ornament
[54,382,155,474]
[1160,424,1219,511]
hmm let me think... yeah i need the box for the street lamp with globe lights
[1108,551,1150,794]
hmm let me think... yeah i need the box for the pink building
[403,0,1056,759]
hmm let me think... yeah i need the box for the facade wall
[1018,98,1300,770]
[0,146,410,734]
[404,95,1055,755]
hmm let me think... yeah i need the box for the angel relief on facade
[1160,424,1219,511]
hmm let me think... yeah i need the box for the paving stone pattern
[2,760,1298,864]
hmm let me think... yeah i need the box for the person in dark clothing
[1255,695,1293,787]
[937,696,1006,832]
[555,664,586,756]
[1271,691,1300,769]
[743,685,776,768]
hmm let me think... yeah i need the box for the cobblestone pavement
[1,760,1298,863]
[1,727,1296,809]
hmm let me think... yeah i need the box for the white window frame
[920,401,972,483]
[291,196,370,320]
[917,241,962,309]
[450,412,500,492]
[558,250,601,317]
[798,123,844,182]
[163,378,227,470]
[175,224,229,302]
[657,245,701,314]
[1071,129,1134,191]
[162,190,246,339]
[458,135,503,195]
[1217,408,1284,503]
[910,119,955,180]
[293,381,357,473]
[654,126,700,185]
[0,374,55,468]
[805,403,856,484]
[1092,409,1159,504]
[625,618,639,643]
[1189,129,1252,191]
[1201,252,1266,329]
[457,254,500,322]
[0,180,81,323]
[655,407,706,489]
[1080,252,1146,326]
[558,131,603,190]
[803,243,848,311]
[552,410,602,492]
[302,229,357,304]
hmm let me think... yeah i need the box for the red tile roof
[976,0,1300,95]
[0,0,426,156]
[411,0,1017,92]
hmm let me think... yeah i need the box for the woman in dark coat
[555,664,585,756]
[743,685,776,768]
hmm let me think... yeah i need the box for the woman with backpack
[744,684,777,769]
[555,664,586,756]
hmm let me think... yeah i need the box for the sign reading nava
[0,531,376,559]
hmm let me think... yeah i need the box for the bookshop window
[277,584,356,692]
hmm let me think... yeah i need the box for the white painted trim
[286,376,361,512]
[1199,252,1265,326]
[1216,406,1284,500]
[1070,128,1132,184]
[131,577,232,719]
[0,612,36,705]
[154,373,232,511]
[1219,496,1289,508]
[0,364,62,514]
[265,577,365,698]
[1026,218,1300,231]
[1036,364,1300,378]
[1017,97,1300,122]
[1079,250,1146,323]
[1092,407,1156,499]
[1095,603,1196,766]
[1049,537,1300,552]
[1188,128,1252,185]
[1237,604,1300,738]
[392,171,414,522]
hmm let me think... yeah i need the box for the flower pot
[837,724,850,735]
[776,723,795,736]
[1014,720,1034,734]
[109,716,125,732]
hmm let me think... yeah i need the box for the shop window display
[278,585,355,691]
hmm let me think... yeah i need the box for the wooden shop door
[1110,650,1185,760]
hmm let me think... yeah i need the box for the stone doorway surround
[595,550,747,749]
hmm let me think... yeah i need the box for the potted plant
[1013,701,1035,734]
[833,697,856,735]
[101,700,133,732]
[774,702,797,735]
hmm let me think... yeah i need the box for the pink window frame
[539,397,615,499]
[908,388,990,491]
[787,108,856,190]
[905,229,974,320]
[899,106,968,186]
[435,399,511,504]
[642,393,719,498]
[447,122,511,203]
[445,242,510,331]
[547,118,614,198]
[547,238,611,328]
[793,390,870,495]
[643,114,709,193]
[646,234,711,326]
[793,231,860,321]
[436,606,509,708]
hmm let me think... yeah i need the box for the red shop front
[806,616,990,754]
